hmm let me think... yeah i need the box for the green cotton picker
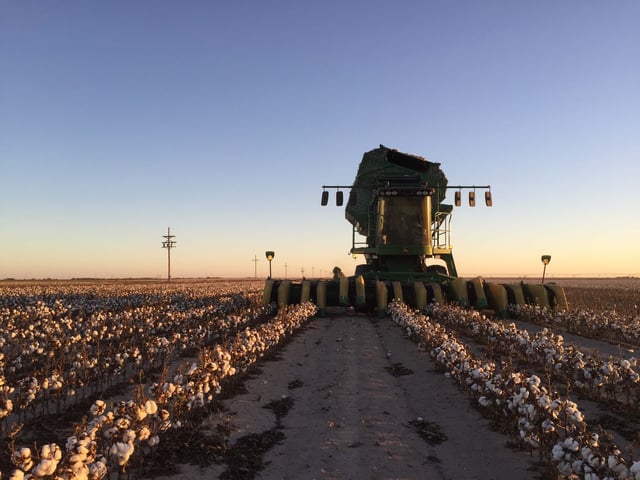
[263,145,567,316]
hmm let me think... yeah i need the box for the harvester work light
[451,186,490,207]
[320,185,354,207]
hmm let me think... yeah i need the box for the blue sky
[1,1,638,279]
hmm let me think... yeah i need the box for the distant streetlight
[265,251,275,279]
[541,255,551,283]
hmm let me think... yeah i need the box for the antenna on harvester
[162,227,176,281]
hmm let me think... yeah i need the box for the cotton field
[0,277,638,479]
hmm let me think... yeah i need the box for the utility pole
[284,262,288,279]
[251,255,260,278]
[162,227,176,282]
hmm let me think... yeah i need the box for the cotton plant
[388,301,638,480]
[1,286,313,478]
[511,304,640,348]
[0,283,268,423]
[428,302,640,409]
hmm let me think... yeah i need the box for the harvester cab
[263,145,567,316]
[342,145,459,281]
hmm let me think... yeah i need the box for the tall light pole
[265,251,275,279]
[162,227,176,282]
[541,255,551,283]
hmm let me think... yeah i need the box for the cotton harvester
[263,145,567,316]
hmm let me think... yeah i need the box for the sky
[1,1,639,280]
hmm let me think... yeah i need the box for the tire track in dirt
[204,312,546,480]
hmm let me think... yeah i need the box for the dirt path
[159,312,545,479]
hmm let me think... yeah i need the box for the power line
[251,254,260,278]
[161,227,176,282]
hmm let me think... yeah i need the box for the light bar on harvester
[320,184,492,206]
[379,188,435,196]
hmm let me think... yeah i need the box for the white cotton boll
[32,458,59,477]
[144,399,158,415]
[122,429,137,443]
[570,410,584,424]
[571,459,584,472]
[563,437,580,452]
[69,460,89,479]
[542,419,555,433]
[115,417,130,429]
[552,444,566,461]
[64,435,78,450]
[524,403,535,418]
[588,453,604,469]
[147,435,160,447]
[9,469,25,480]
[109,441,134,466]
[630,461,640,475]
[133,405,147,421]
[138,426,151,441]
[527,375,541,387]
[76,436,92,453]
[612,461,629,477]
[557,460,573,475]
[88,460,108,480]
[41,443,62,461]
[537,394,551,409]
[69,449,88,465]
